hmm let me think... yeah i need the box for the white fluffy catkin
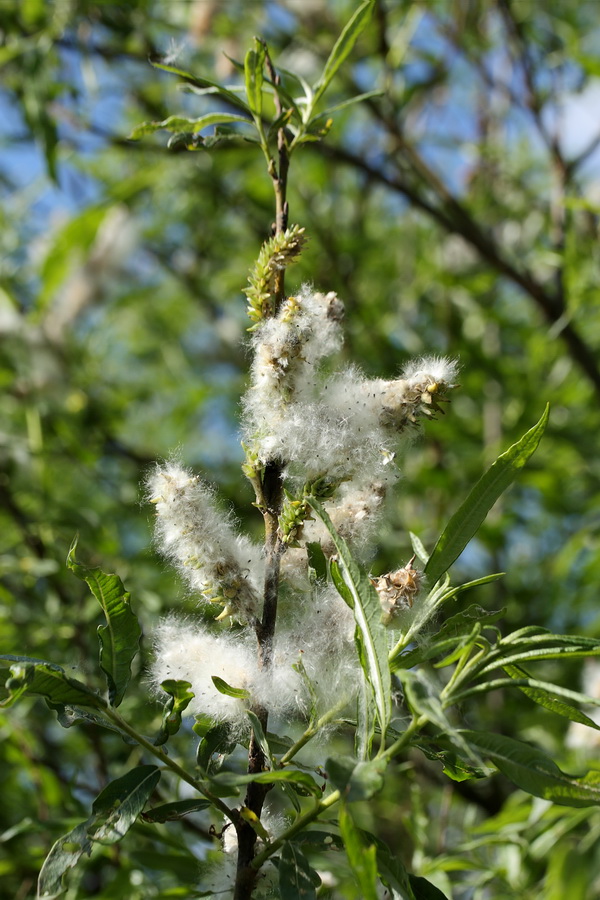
[151,584,359,732]
[245,341,457,485]
[146,462,262,622]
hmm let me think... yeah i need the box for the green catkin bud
[244,224,306,326]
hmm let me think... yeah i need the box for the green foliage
[67,539,141,707]
[279,841,321,900]
[38,766,160,899]
[460,731,600,807]
[0,656,103,709]
[309,496,392,742]
[425,405,549,586]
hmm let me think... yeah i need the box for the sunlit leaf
[308,497,391,738]
[67,539,141,706]
[150,60,252,113]
[425,406,549,585]
[0,656,102,709]
[93,765,161,843]
[338,804,379,900]
[211,675,251,700]
[141,799,211,823]
[313,1,374,105]
[461,730,600,806]
[244,38,266,119]
[279,841,321,900]
[129,112,251,139]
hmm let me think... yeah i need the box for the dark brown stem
[234,50,290,900]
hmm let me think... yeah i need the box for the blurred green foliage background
[1,1,600,897]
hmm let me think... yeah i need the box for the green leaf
[195,721,237,775]
[326,756,386,802]
[129,112,251,139]
[141,799,211,823]
[399,670,479,763]
[374,836,416,900]
[306,541,328,582]
[0,656,102,709]
[149,60,251,113]
[355,676,377,759]
[211,675,251,700]
[439,603,506,635]
[313,1,374,106]
[37,818,94,900]
[461,730,600,807]
[92,765,161,843]
[244,39,266,119]
[425,405,549,586]
[499,664,600,729]
[211,769,322,796]
[477,631,600,672]
[50,705,136,742]
[67,539,141,706]
[37,766,160,898]
[409,874,450,899]
[155,679,195,745]
[410,531,430,565]
[312,89,384,120]
[279,841,321,900]
[36,205,107,314]
[439,572,505,603]
[308,497,391,737]
[246,709,274,763]
[338,804,379,900]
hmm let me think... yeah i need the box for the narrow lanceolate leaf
[410,531,430,565]
[211,769,322,797]
[37,818,94,900]
[461,730,600,807]
[0,656,102,709]
[313,1,374,105]
[246,709,274,764]
[502,663,600,730]
[308,498,391,737]
[355,676,377,760]
[129,112,251,139]
[149,60,252,113]
[67,539,141,706]
[338,805,379,900]
[399,669,480,764]
[244,39,266,118]
[477,631,600,673]
[92,765,161,843]
[141,799,211,823]
[279,841,321,900]
[155,679,195,745]
[425,405,549,586]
